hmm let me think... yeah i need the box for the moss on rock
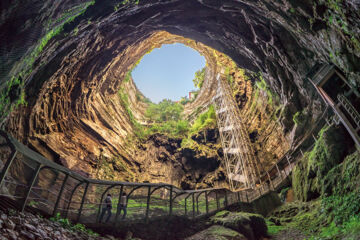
[210,210,267,240]
[185,225,246,240]
[292,125,351,201]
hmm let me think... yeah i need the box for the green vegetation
[266,220,286,235]
[50,213,98,236]
[118,86,146,139]
[308,0,360,54]
[180,105,217,149]
[145,100,190,138]
[225,67,234,86]
[292,125,349,201]
[255,74,276,105]
[114,0,140,11]
[211,210,268,238]
[270,129,360,239]
[192,67,206,88]
[190,105,216,134]
[293,110,305,125]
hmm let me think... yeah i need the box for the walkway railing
[0,112,331,224]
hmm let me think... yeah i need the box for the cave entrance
[131,43,206,104]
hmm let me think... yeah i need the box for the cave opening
[1,0,360,238]
[131,43,206,103]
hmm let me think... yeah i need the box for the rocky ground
[0,209,120,240]
[187,210,269,240]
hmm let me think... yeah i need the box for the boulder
[186,225,247,240]
[210,211,268,240]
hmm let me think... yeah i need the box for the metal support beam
[205,191,209,214]
[97,185,116,222]
[266,172,274,191]
[169,186,173,216]
[145,186,151,222]
[77,181,89,222]
[215,191,219,209]
[114,185,124,226]
[21,163,41,212]
[275,164,284,181]
[0,150,17,188]
[53,174,69,216]
[192,193,195,219]
[196,194,199,215]
[224,191,228,207]
[65,181,84,218]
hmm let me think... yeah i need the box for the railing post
[53,174,69,216]
[145,186,151,222]
[77,181,89,223]
[169,186,173,216]
[286,156,291,168]
[237,191,240,202]
[205,191,209,214]
[192,193,195,219]
[65,182,83,218]
[224,191,228,207]
[276,164,284,181]
[246,191,249,202]
[21,163,41,212]
[266,172,274,191]
[196,194,199,215]
[185,196,187,216]
[215,191,219,210]
[114,185,124,225]
[0,150,17,187]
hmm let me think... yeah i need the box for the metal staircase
[338,94,360,130]
[212,72,262,191]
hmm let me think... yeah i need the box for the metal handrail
[0,123,325,223]
[338,94,360,128]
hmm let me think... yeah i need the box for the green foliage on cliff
[190,105,216,134]
[292,125,350,201]
[274,130,359,239]
[193,67,206,89]
[118,86,146,139]
[114,0,139,11]
[146,100,184,122]
[144,100,190,138]
[256,74,276,105]
[293,111,305,125]
[180,105,217,149]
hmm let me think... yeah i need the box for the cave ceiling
[0,0,359,185]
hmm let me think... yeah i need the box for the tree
[192,67,206,89]
[145,99,184,123]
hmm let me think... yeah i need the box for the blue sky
[132,43,206,103]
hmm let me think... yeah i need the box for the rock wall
[1,0,359,188]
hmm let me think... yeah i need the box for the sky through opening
[132,43,206,103]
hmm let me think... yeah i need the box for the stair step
[224,148,240,154]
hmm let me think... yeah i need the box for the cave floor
[271,229,307,240]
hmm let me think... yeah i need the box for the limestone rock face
[1,0,359,187]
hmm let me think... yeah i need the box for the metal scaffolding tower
[212,72,262,191]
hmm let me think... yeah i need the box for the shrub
[193,67,206,88]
